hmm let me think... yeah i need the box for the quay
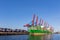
[0,32,28,35]
[0,28,28,35]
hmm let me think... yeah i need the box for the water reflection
[28,34,53,40]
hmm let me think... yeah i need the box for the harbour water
[0,34,60,40]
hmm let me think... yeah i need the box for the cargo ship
[24,14,54,36]
[28,26,53,36]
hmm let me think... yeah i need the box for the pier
[0,28,28,35]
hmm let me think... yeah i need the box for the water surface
[0,34,60,40]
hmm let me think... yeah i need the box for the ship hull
[28,26,53,36]
[30,33,46,36]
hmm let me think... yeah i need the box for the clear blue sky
[0,0,60,32]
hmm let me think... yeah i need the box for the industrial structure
[0,28,28,35]
[0,14,54,35]
[0,28,26,32]
[24,14,54,36]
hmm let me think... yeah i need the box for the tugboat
[24,14,54,36]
